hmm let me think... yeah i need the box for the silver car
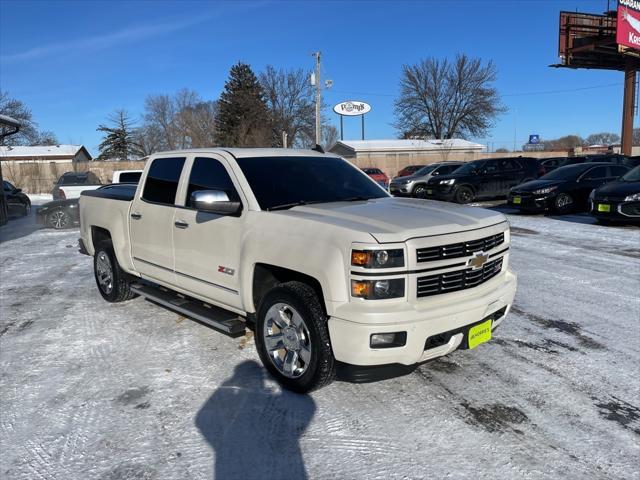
[389,162,463,198]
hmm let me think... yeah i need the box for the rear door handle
[131,212,142,220]
[174,220,189,229]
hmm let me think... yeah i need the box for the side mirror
[191,190,241,216]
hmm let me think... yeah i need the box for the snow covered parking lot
[0,202,638,480]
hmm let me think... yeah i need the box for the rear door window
[142,157,186,205]
[582,166,608,180]
[609,165,630,178]
[483,160,499,174]
[185,157,241,207]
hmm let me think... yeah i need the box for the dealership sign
[617,0,640,51]
[333,101,371,116]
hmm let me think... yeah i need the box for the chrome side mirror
[190,190,241,215]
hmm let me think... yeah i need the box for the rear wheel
[93,241,137,302]
[553,193,574,214]
[47,210,70,229]
[454,186,474,204]
[255,281,335,393]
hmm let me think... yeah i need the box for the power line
[328,82,622,99]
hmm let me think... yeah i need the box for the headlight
[351,279,405,299]
[624,192,640,201]
[439,179,455,185]
[533,186,557,195]
[351,249,404,268]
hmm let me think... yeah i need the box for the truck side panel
[79,195,137,275]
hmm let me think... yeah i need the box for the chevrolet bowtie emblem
[468,252,489,270]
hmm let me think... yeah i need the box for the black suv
[424,157,542,203]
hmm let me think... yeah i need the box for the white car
[79,148,517,392]
[112,170,143,184]
[52,171,102,200]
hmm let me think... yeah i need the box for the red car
[396,164,425,178]
[361,168,389,188]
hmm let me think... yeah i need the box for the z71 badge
[217,266,235,276]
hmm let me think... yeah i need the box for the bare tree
[543,135,584,151]
[394,54,505,140]
[322,125,339,150]
[0,91,58,146]
[260,66,316,147]
[585,132,620,146]
[140,89,218,152]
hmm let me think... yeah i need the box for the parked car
[36,199,79,229]
[508,162,631,214]
[112,170,143,184]
[52,171,102,200]
[424,157,542,203]
[589,165,640,224]
[79,148,516,392]
[537,157,567,173]
[389,162,463,197]
[396,164,425,178]
[3,180,30,216]
[361,167,389,188]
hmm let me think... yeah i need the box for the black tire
[553,192,574,214]
[47,210,71,229]
[255,281,335,393]
[412,184,428,199]
[454,186,474,204]
[93,241,137,303]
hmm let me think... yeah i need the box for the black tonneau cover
[81,184,137,201]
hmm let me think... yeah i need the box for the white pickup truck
[79,148,516,392]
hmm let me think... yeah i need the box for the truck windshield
[236,156,388,210]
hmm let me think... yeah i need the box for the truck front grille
[416,233,504,262]
[417,258,503,297]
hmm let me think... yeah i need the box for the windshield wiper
[266,200,329,211]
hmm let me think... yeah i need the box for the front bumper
[424,184,456,201]
[590,199,640,222]
[327,270,517,366]
[389,183,413,196]
[508,192,554,212]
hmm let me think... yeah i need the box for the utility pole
[313,51,321,146]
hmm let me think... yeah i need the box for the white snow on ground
[0,205,638,480]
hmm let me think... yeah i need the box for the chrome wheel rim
[96,252,113,295]
[50,211,69,229]
[556,194,572,208]
[414,187,426,198]
[263,303,312,378]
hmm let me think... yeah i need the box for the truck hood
[276,197,507,243]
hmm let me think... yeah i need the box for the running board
[130,282,246,338]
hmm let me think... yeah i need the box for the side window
[186,157,240,207]
[483,160,499,173]
[120,172,142,183]
[610,165,629,178]
[439,165,457,175]
[3,181,14,191]
[500,159,521,171]
[583,166,608,180]
[142,157,186,205]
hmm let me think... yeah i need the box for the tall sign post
[553,5,639,155]
[333,101,372,141]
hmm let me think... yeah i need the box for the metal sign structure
[552,6,639,155]
[333,101,371,141]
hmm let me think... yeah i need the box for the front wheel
[454,186,474,204]
[553,193,574,214]
[255,281,335,393]
[93,241,137,303]
[412,185,428,199]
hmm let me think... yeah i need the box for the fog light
[370,332,407,349]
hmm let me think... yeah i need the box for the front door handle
[174,220,189,229]
[131,212,142,220]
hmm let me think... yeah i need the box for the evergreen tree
[216,62,271,147]
[97,110,143,161]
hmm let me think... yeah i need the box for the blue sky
[0,0,624,155]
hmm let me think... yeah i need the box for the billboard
[617,0,640,51]
[333,101,371,116]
